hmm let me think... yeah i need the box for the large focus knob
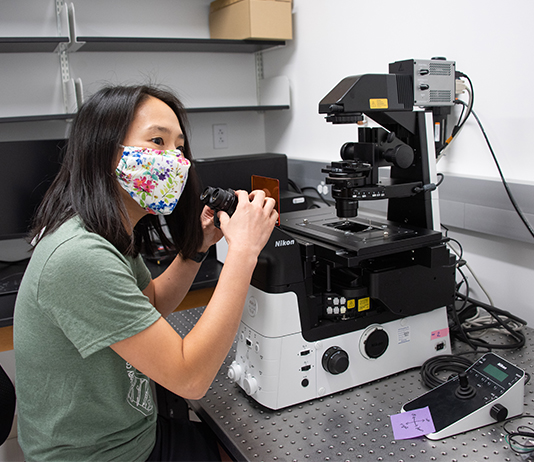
[227,361,242,382]
[243,374,258,395]
[383,144,414,169]
[363,328,389,359]
[322,346,349,375]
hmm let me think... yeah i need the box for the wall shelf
[0,105,290,124]
[0,36,284,54]
[0,3,290,128]
[186,105,290,113]
[0,114,76,124]
[75,37,286,53]
[0,37,69,53]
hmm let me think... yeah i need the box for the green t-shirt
[14,217,162,461]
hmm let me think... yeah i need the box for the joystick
[455,372,476,400]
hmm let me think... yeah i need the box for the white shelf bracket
[255,50,290,110]
[255,51,264,106]
[64,2,85,53]
[55,0,66,37]
[56,1,83,114]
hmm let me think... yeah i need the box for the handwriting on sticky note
[390,406,435,440]
[430,328,449,340]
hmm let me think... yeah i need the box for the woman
[13,85,278,461]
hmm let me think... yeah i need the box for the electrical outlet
[213,124,228,149]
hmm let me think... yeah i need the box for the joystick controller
[402,353,525,439]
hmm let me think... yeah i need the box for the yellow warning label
[358,297,370,312]
[347,299,356,310]
[369,98,388,109]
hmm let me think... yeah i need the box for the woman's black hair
[29,84,203,259]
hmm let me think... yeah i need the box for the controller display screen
[483,363,508,382]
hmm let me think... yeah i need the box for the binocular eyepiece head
[200,186,238,219]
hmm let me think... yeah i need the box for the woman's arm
[111,190,277,399]
[142,205,224,318]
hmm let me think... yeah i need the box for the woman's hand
[199,205,224,252]
[218,189,278,258]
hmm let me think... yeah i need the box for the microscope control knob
[490,403,508,422]
[243,374,258,396]
[322,346,349,375]
[363,328,389,359]
[227,361,242,382]
[383,145,414,169]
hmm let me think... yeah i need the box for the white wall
[263,0,534,325]
[265,0,534,181]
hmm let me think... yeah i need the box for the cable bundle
[419,354,474,389]
[504,415,534,459]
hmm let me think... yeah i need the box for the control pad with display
[402,353,525,440]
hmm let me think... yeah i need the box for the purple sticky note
[390,406,436,440]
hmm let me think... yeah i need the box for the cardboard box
[209,0,292,41]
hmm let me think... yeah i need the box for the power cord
[439,69,534,239]
[442,227,494,306]
[503,415,534,459]
[444,90,534,240]
[468,105,534,240]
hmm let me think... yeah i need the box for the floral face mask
[116,145,191,215]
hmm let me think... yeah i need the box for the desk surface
[168,308,534,462]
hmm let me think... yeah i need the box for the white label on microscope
[398,326,410,344]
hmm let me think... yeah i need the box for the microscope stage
[280,208,442,257]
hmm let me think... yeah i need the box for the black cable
[456,292,527,327]
[288,178,332,207]
[287,178,303,194]
[455,71,474,133]
[300,186,332,206]
[470,108,534,240]
[451,292,527,351]
[444,228,527,352]
[455,265,471,314]
[413,174,444,194]
[449,300,478,352]
[503,415,534,454]
[450,97,534,240]
[438,71,474,154]
[419,354,475,389]
[455,101,466,132]
[446,236,464,260]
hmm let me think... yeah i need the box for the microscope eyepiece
[200,186,238,218]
